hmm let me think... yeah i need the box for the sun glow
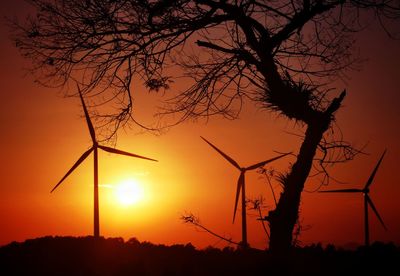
[115,179,145,206]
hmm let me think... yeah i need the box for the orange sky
[0,1,399,250]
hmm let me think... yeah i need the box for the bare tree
[9,0,400,252]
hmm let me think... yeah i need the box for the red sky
[0,1,399,250]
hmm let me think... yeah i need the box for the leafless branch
[180,212,241,247]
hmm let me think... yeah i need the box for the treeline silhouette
[0,236,399,276]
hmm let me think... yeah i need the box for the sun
[115,179,144,206]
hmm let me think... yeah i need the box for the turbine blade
[318,188,363,193]
[246,152,291,171]
[201,136,241,170]
[233,172,244,223]
[50,147,93,193]
[98,145,157,162]
[366,195,387,230]
[364,150,386,190]
[77,86,96,142]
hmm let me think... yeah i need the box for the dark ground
[0,236,399,275]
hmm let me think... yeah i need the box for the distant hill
[0,236,399,275]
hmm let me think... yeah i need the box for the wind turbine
[319,150,387,246]
[201,136,290,248]
[51,88,157,238]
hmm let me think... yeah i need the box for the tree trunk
[268,120,330,253]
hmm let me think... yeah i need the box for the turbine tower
[51,87,157,238]
[201,136,290,248]
[319,150,387,246]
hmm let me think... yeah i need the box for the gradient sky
[1,1,399,250]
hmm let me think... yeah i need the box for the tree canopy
[11,1,398,132]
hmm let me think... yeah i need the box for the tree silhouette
[10,0,399,252]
